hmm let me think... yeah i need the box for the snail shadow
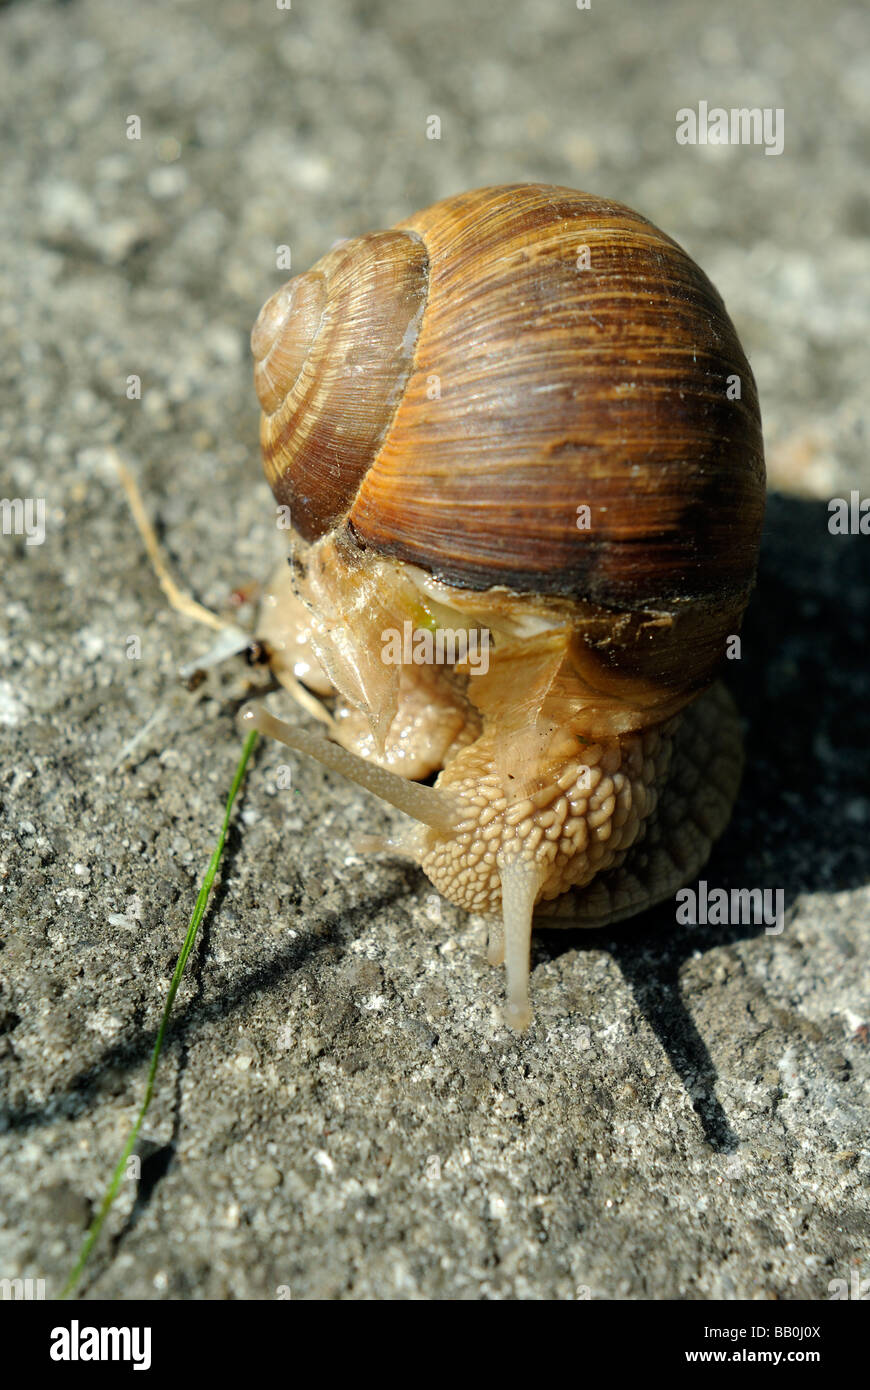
[535,492,870,1152]
[534,893,759,1155]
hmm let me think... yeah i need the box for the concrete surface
[0,0,868,1300]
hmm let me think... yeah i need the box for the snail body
[243,184,765,1030]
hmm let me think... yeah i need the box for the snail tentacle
[497,856,546,1033]
[239,704,462,831]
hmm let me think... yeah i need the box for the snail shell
[244,184,765,1029]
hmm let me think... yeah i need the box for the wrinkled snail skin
[246,184,765,1030]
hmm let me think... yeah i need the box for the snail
[239,183,765,1031]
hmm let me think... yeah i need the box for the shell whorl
[252,273,327,416]
[252,229,428,542]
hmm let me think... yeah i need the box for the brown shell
[251,184,765,700]
[256,229,428,541]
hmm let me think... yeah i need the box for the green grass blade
[61,728,260,1298]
